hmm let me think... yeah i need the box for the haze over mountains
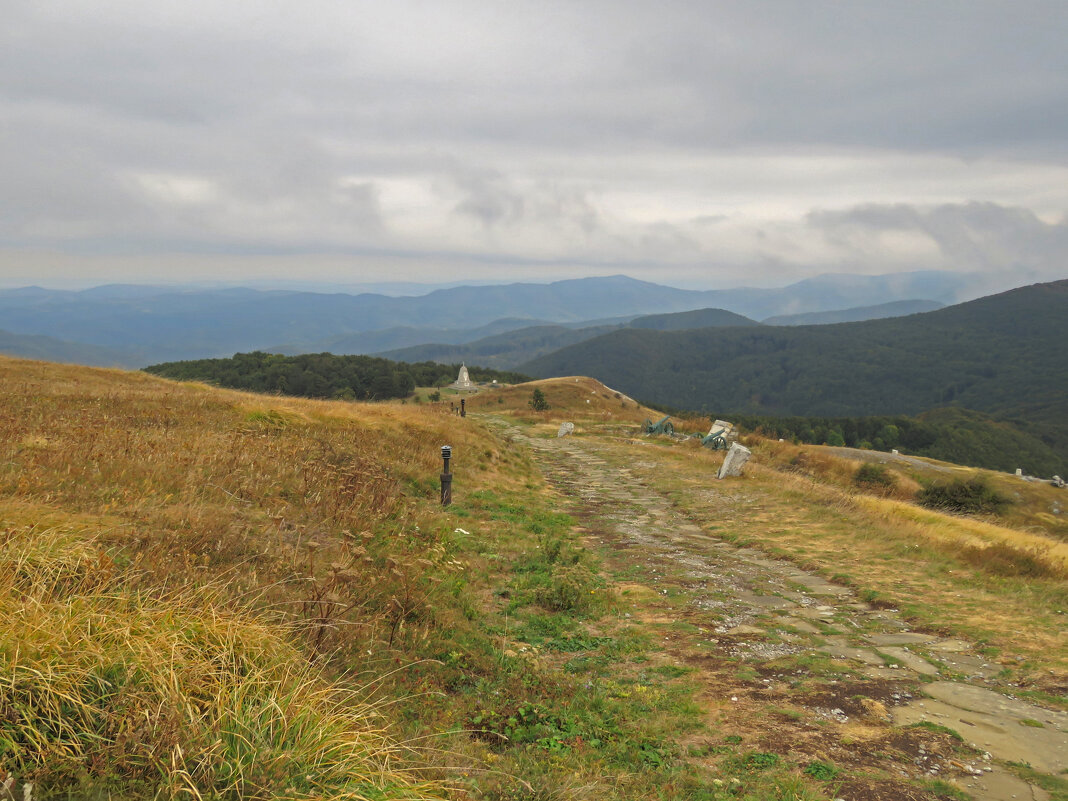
[0,270,992,368]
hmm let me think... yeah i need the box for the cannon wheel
[663,422,674,436]
[712,435,726,450]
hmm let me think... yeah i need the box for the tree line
[144,351,530,402]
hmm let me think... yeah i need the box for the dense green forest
[722,408,1063,477]
[523,280,1068,474]
[144,351,529,401]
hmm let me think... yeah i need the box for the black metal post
[460,398,466,418]
[440,445,452,507]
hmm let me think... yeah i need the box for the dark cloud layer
[1,1,1066,287]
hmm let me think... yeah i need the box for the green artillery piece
[701,426,730,450]
[701,419,736,450]
[642,415,674,436]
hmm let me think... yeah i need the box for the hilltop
[2,359,1066,800]
[522,279,1068,473]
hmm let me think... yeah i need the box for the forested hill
[628,307,760,330]
[144,352,528,401]
[378,308,758,369]
[521,280,1068,470]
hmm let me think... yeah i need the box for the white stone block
[717,442,752,479]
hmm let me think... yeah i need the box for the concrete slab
[878,646,939,676]
[935,651,1000,679]
[866,632,937,646]
[776,617,822,635]
[893,682,1068,774]
[952,766,1050,801]
[818,645,886,666]
[926,638,974,653]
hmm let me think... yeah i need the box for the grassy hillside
[5,358,1066,799]
[522,280,1068,473]
[1,356,507,798]
[0,359,725,799]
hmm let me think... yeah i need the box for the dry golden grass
[852,494,1068,577]
[0,355,531,796]
[0,525,430,798]
[467,376,658,425]
[582,427,1068,671]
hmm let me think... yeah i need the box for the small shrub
[853,462,895,492]
[804,761,839,781]
[529,388,550,412]
[917,477,1010,515]
[534,563,599,613]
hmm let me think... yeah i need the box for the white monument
[450,363,477,391]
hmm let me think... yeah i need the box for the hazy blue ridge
[762,299,945,326]
[0,271,978,367]
[0,329,139,368]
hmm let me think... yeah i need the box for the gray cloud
[0,1,1066,287]
[808,202,1068,275]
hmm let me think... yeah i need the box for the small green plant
[739,752,780,771]
[917,477,1009,514]
[803,761,839,781]
[428,390,441,402]
[529,388,550,412]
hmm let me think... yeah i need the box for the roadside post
[440,445,453,507]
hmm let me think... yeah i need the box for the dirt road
[506,424,1065,801]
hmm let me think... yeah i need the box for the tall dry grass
[0,356,518,797]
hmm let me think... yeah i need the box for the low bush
[853,462,895,492]
[917,477,1010,515]
[956,541,1055,579]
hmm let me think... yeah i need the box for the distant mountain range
[0,271,981,367]
[521,280,1068,472]
[0,329,133,367]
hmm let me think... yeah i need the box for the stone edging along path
[495,419,1066,801]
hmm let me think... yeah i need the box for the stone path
[501,422,1066,801]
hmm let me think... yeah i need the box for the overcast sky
[2,0,1066,290]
